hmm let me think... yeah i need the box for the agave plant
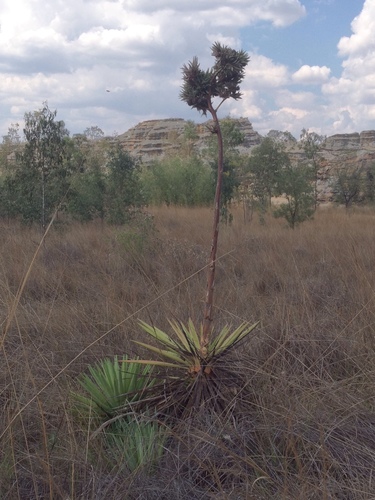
[73,356,167,472]
[126,319,259,414]
[122,43,256,416]
[74,355,155,420]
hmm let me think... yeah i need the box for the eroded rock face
[308,132,375,202]
[117,117,375,203]
[325,133,360,150]
[360,130,375,149]
[118,118,187,164]
[117,117,262,164]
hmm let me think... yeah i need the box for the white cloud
[275,89,317,108]
[337,0,375,57]
[0,0,307,136]
[319,0,375,133]
[292,65,331,85]
[2,0,374,140]
[244,53,290,89]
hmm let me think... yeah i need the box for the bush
[141,156,214,206]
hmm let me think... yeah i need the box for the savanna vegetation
[1,207,375,498]
[1,43,375,499]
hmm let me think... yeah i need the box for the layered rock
[118,117,262,163]
[117,117,375,203]
[117,118,186,163]
[308,131,375,202]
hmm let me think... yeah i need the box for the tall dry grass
[1,206,375,498]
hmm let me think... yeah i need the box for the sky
[0,0,373,139]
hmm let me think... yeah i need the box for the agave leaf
[139,321,181,350]
[75,356,157,418]
[86,367,114,401]
[229,321,259,347]
[168,320,191,351]
[183,319,201,353]
[78,377,105,405]
[133,340,190,366]
[122,359,184,369]
[187,318,201,348]
[77,377,115,415]
[209,324,231,353]
[214,322,259,355]
[168,319,201,355]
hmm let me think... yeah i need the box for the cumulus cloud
[337,0,375,57]
[292,65,331,84]
[244,53,289,89]
[0,0,372,139]
[0,0,307,135]
[321,0,375,132]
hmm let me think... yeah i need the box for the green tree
[16,103,70,227]
[332,164,363,209]
[205,118,244,221]
[273,164,315,228]
[67,168,105,221]
[64,129,111,221]
[0,124,22,220]
[181,41,249,343]
[364,162,375,204]
[83,126,105,141]
[182,120,199,157]
[247,137,290,212]
[0,123,21,171]
[105,143,143,224]
[267,129,296,144]
[299,128,326,209]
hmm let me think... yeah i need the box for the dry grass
[1,206,375,498]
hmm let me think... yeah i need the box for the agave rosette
[132,319,259,375]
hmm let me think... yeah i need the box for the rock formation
[117,117,375,203]
[117,117,262,164]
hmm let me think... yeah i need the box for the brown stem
[201,104,224,351]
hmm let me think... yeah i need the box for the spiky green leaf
[133,340,190,367]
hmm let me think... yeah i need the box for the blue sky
[242,0,363,76]
[0,0,374,139]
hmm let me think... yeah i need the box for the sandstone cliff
[117,117,262,163]
[117,117,375,203]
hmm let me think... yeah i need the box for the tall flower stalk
[180,42,250,348]
[123,43,256,413]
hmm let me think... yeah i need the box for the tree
[247,137,290,212]
[0,123,21,171]
[364,162,375,203]
[273,164,315,228]
[205,118,244,221]
[267,129,296,144]
[332,164,363,210]
[83,126,105,141]
[64,129,109,221]
[181,41,250,342]
[105,142,143,224]
[181,120,199,158]
[17,103,70,227]
[299,128,326,209]
[0,124,22,220]
[67,167,105,221]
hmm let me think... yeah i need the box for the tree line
[1,103,374,229]
[0,104,143,227]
